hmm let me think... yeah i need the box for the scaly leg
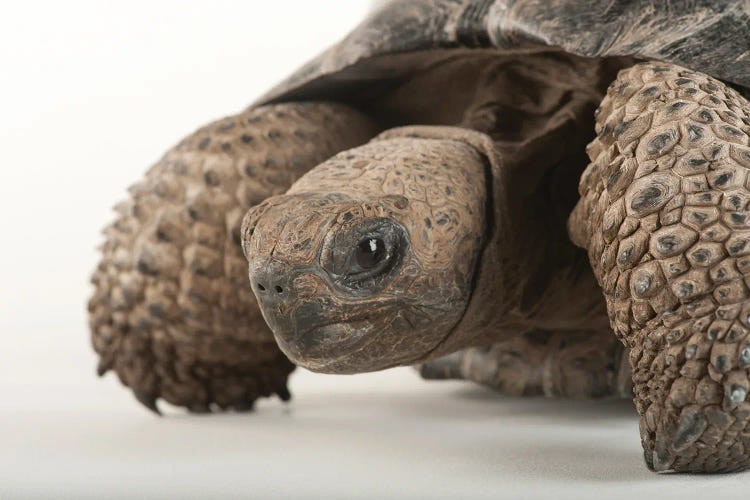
[420,329,631,399]
[571,62,750,472]
[89,102,377,413]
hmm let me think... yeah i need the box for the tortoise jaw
[247,264,385,369]
[281,319,376,372]
[261,293,397,372]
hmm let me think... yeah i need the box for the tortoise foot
[420,330,630,399]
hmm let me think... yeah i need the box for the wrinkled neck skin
[427,145,611,359]
[437,152,612,357]
[402,52,622,358]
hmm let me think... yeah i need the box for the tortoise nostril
[250,261,292,299]
[253,280,284,294]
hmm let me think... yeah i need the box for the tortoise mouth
[282,318,376,369]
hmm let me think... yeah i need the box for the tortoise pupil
[355,238,386,269]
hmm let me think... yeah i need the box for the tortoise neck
[426,155,611,356]
[427,119,613,355]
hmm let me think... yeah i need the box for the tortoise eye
[321,217,405,288]
[355,238,386,270]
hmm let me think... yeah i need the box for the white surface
[1,1,750,499]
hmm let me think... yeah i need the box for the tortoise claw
[418,352,464,380]
[276,384,292,402]
[96,359,112,377]
[133,390,161,416]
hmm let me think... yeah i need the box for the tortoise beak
[248,258,372,366]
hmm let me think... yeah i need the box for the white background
[2,1,750,498]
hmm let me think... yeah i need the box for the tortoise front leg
[571,62,750,472]
[89,102,377,413]
[419,329,631,399]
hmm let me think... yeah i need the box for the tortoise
[89,0,750,473]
